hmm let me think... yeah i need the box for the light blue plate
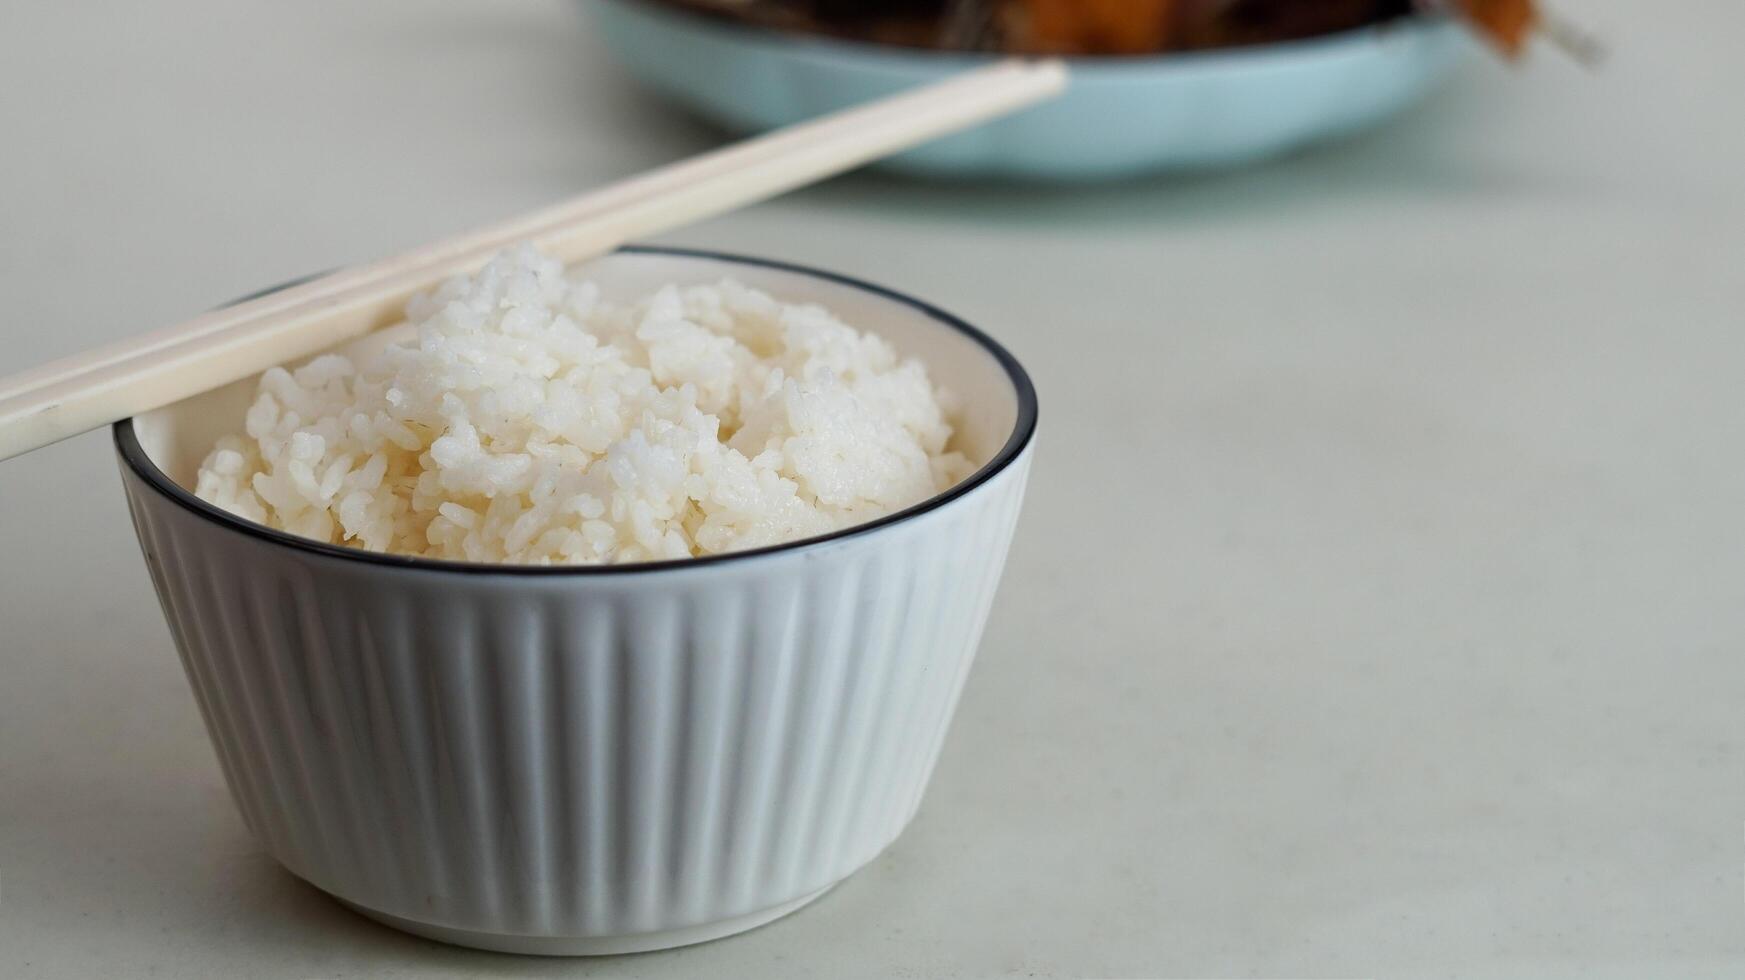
[588,0,1469,180]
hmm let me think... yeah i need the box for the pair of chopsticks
[0,59,1068,463]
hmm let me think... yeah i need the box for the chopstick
[0,58,1067,462]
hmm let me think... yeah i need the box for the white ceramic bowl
[114,248,1036,954]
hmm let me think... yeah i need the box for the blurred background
[2,1,1742,977]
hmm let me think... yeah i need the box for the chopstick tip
[999,56,1069,95]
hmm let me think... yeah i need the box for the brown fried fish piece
[1011,0,1177,54]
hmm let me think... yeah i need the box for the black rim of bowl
[113,245,1039,576]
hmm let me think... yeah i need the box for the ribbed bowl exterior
[118,445,1030,946]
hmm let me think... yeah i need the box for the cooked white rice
[193,246,967,565]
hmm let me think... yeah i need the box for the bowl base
[332,885,835,956]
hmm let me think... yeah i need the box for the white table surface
[2,2,1742,977]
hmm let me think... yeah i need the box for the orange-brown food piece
[1013,0,1177,55]
[1456,0,1538,56]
